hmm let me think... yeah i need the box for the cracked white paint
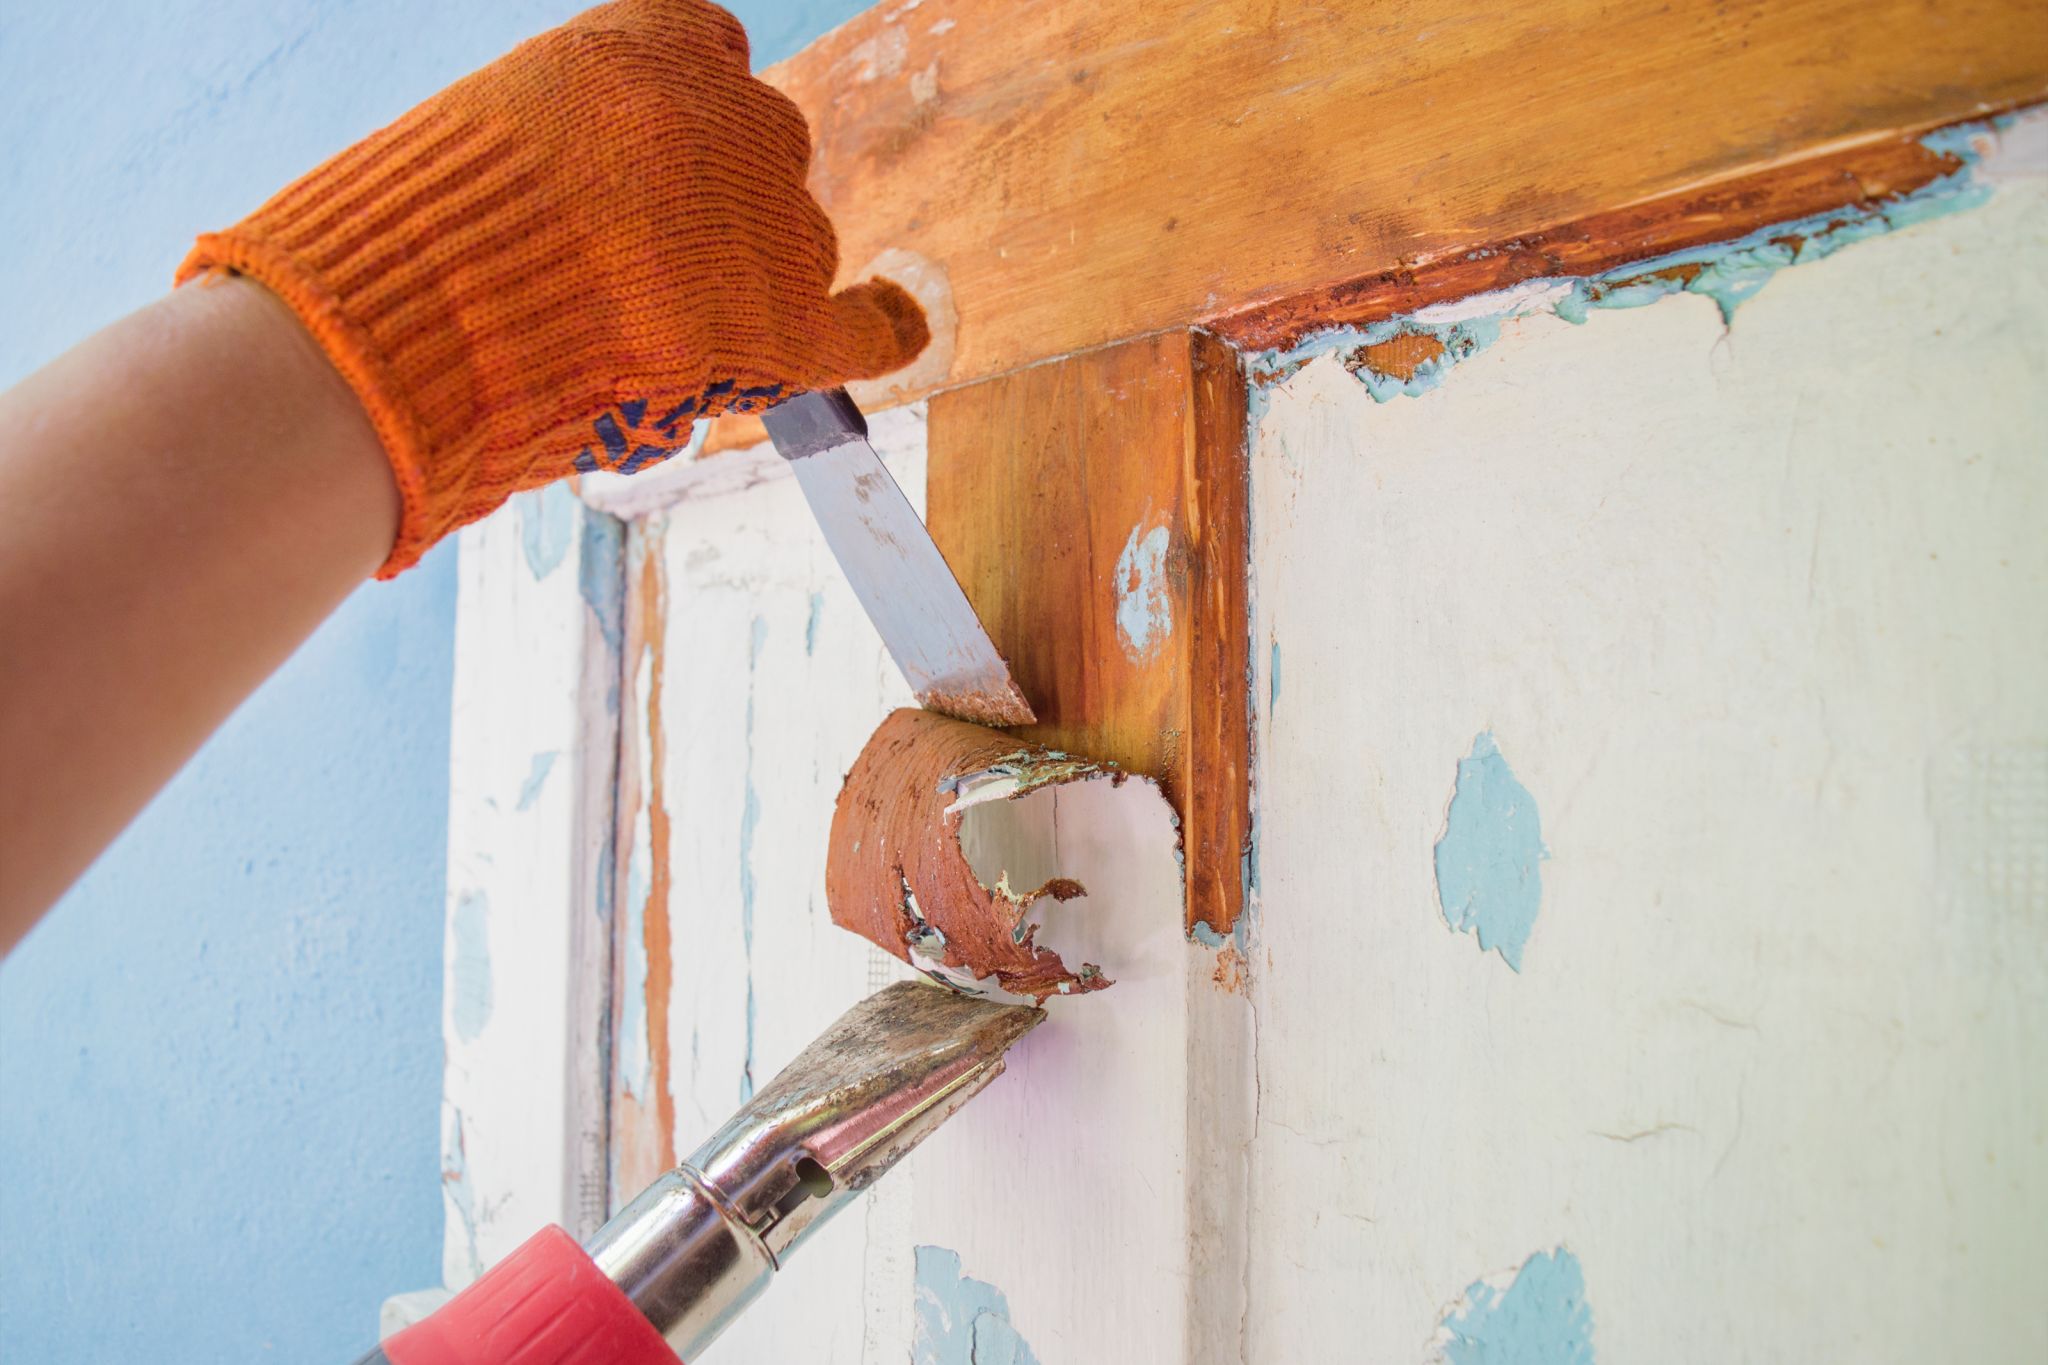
[1247,173,2048,1363]
[439,489,620,1285]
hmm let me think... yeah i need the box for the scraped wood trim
[693,115,2012,457]
[737,0,2047,417]
[1205,120,2008,351]
[927,330,1251,936]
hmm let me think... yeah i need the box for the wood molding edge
[929,329,1251,937]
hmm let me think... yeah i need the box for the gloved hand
[177,0,927,577]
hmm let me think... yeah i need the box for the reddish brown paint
[828,708,1124,1001]
[1211,943,1249,996]
[638,547,678,1166]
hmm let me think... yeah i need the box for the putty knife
[763,389,1035,727]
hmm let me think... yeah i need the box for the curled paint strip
[827,708,1121,1002]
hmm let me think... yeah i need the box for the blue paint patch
[1549,159,1991,328]
[914,1245,1041,1365]
[1247,127,2003,403]
[1269,639,1282,712]
[1114,523,1173,661]
[518,483,576,580]
[1434,733,1548,972]
[577,510,627,665]
[738,615,769,1103]
[805,590,824,656]
[515,750,559,812]
[1438,1247,1595,1365]
[450,891,493,1042]
[1917,117,2008,163]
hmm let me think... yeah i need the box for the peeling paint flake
[578,508,626,669]
[514,750,559,812]
[1250,119,2011,404]
[451,890,493,1042]
[1114,522,1173,661]
[517,482,576,580]
[914,1245,1042,1365]
[1435,1247,1595,1365]
[828,709,1142,1001]
[1434,733,1548,971]
[804,590,824,656]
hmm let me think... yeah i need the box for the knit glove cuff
[176,0,927,577]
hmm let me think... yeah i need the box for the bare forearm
[0,277,398,951]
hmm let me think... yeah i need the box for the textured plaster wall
[0,1,870,1359]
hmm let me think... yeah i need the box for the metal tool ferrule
[586,1164,775,1360]
[761,387,867,460]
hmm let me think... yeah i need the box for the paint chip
[828,709,1141,1001]
[914,1245,1042,1365]
[515,751,559,812]
[1434,1247,1595,1365]
[450,891,493,1042]
[1434,733,1548,971]
[518,482,576,580]
[1114,523,1174,661]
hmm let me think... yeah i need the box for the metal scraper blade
[762,389,1035,728]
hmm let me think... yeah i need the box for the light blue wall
[0,2,871,1358]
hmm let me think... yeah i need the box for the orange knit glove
[176,0,927,577]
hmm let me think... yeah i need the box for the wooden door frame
[430,0,2045,1294]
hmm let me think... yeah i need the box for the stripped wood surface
[928,330,1251,935]
[694,112,2042,457]
[714,0,2047,435]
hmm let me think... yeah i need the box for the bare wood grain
[928,331,1250,935]
[756,0,2044,398]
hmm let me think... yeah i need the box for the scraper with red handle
[760,388,1035,728]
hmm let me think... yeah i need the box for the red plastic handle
[384,1224,678,1365]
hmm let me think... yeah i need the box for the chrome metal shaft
[587,981,1042,1358]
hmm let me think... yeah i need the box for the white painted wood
[910,776,1253,1364]
[631,405,1254,1362]
[1246,172,2048,1363]
[637,406,925,1362]
[439,485,623,1286]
